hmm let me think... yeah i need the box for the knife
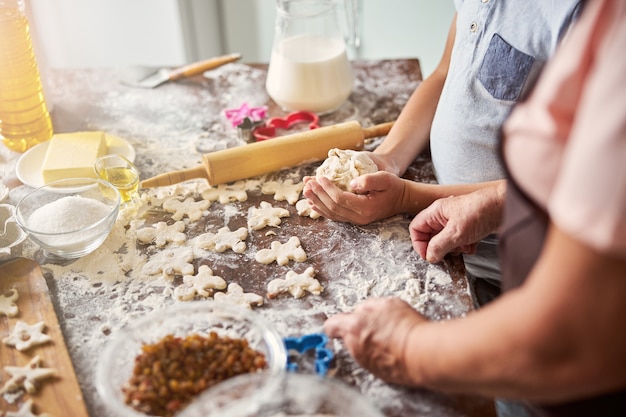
[127,53,242,88]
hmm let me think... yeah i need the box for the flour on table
[261,179,304,205]
[162,197,210,222]
[316,148,378,192]
[174,265,227,301]
[256,236,307,266]
[2,321,52,352]
[136,221,186,247]
[296,199,321,219]
[0,289,19,317]
[267,267,323,299]
[200,180,248,204]
[193,226,248,253]
[213,283,264,309]
[0,356,56,395]
[142,246,195,279]
[5,398,53,417]
[247,201,290,231]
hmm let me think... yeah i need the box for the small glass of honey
[94,154,140,205]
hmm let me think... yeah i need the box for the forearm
[404,225,626,402]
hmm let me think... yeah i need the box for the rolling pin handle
[140,165,208,188]
[362,121,395,139]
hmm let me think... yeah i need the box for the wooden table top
[0,60,495,417]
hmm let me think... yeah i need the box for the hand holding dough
[315,149,378,192]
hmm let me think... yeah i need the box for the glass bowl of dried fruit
[14,177,120,259]
[179,372,386,417]
[96,301,288,417]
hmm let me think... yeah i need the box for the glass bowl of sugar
[15,177,120,259]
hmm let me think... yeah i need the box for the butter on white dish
[41,131,108,184]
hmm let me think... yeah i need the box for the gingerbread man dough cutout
[296,199,321,219]
[0,355,57,395]
[163,197,210,222]
[247,201,290,231]
[201,180,248,204]
[193,226,248,253]
[261,179,304,205]
[255,236,307,265]
[174,265,227,301]
[3,321,52,352]
[213,283,264,309]
[142,247,195,279]
[0,288,19,317]
[136,221,186,247]
[267,267,323,299]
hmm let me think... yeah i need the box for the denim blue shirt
[430,0,582,281]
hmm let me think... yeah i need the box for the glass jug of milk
[266,0,356,114]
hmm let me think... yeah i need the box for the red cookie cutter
[252,111,319,142]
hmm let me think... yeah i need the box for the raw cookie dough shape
[267,266,323,299]
[247,201,290,231]
[255,236,307,266]
[162,197,210,222]
[201,180,248,204]
[142,247,195,279]
[213,283,264,309]
[316,148,378,192]
[296,199,321,219]
[261,179,304,205]
[0,355,57,395]
[194,226,248,253]
[174,265,227,301]
[6,398,52,417]
[3,321,52,352]
[0,288,19,317]
[136,221,186,247]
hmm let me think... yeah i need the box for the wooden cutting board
[0,258,89,417]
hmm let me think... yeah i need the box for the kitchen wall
[28,0,454,77]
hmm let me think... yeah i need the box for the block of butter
[41,131,108,184]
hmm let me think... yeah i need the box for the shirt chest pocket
[478,33,534,101]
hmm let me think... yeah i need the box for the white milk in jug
[266,34,354,114]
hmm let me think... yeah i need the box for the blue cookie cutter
[283,332,334,377]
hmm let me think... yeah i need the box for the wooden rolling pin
[141,120,394,188]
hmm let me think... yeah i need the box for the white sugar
[28,195,110,233]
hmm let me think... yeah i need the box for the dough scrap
[6,398,53,417]
[162,197,210,222]
[0,288,19,317]
[0,355,57,395]
[193,226,248,253]
[261,179,303,205]
[142,247,195,279]
[316,149,378,192]
[213,283,264,309]
[174,265,227,301]
[201,180,248,204]
[3,321,52,352]
[255,236,307,265]
[247,201,290,231]
[267,267,323,299]
[295,199,321,219]
[136,221,186,247]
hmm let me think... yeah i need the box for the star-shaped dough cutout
[247,201,290,231]
[213,283,264,309]
[267,267,323,299]
[261,179,304,205]
[194,226,248,253]
[0,355,57,395]
[0,288,19,317]
[174,265,227,301]
[3,321,52,352]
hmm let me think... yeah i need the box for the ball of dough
[315,149,378,192]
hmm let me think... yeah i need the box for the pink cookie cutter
[252,111,319,142]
